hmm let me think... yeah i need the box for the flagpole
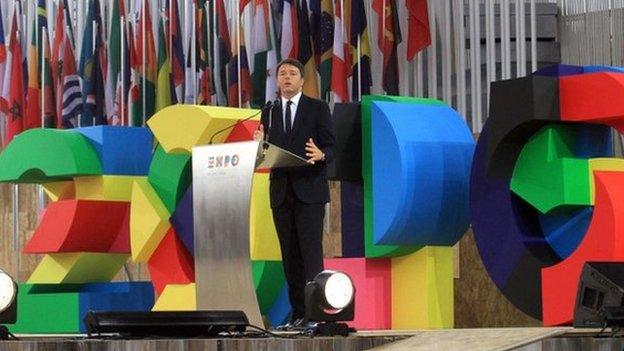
[92,19,96,126]
[12,183,19,281]
[357,34,361,101]
[168,0,172,77]
[141,0,146,126]
[192,2,197,104]
[205,1,211,105]
[40,27,44,129]
[121,15,125,126]
[38,12,47,228]
[212,0,219,105]
[10,0,21,274]
[237,0,241,108]
[381,0,385,95]
[11,4,19,281]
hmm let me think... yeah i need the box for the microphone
[264,98,280,145]
[208,101,274,145]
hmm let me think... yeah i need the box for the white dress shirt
[281,92,302,132]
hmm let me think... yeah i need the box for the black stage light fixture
[573,262,624,328]
[600,306,624,329]
[84,310,248,337]
[0,269,17,340]
[305,270,355,337]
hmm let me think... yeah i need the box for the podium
[191,141,309,328]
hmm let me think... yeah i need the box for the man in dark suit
[253,58,335,329]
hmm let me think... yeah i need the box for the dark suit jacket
[260,94,335,208]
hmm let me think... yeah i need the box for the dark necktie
[285,100,293,134]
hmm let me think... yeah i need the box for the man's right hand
[253,124,264,141]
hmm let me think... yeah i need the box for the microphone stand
[263,99,279,149]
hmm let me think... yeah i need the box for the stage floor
[2,327,622,351]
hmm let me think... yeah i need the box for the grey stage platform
[3,327,624,351]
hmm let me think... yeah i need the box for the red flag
[280,0,299,59]
[372,0,401,95]
[5,11,24,146]
[406,0,431,60]
[197,2,213,105]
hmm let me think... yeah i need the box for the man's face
[277,63,304,97]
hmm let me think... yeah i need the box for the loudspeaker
[573,262,624,327]
[84,310,249,337]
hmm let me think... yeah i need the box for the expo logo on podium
[207,154,240,169]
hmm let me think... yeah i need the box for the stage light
[305,270,355,336]
[600,306,624,329]
[0,269,17,340]
[84,310,249,337]
[573,262,624,328]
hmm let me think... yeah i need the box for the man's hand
[253,124,264,141]
[305,138,324,164]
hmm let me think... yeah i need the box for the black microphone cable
[208,101,274,145]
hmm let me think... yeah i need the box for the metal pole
[142,0,146,126]
[357,34,361,100]
[206,1,211,104]
[381,0,385,94]
[237,0,241,107]
[442,0,452,104]
[485,0,494,108]
[427,0,437,99]
[453,0,467,118]
[92,19,95,126]
[121,15,125,126]
[469,0,477,131]
[192,2,196,104]
[12,184,19,281]
[531,0,537,72]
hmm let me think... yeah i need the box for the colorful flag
[309,0,321,64]
[280,0,299,60]
[156,15,172,111]
[228,0,253,107]
[37,0,55,129]
[106,0,122,125]
[41,30,55,128]
[136,0,157,121]
[372,0,401,95]
[318,0,333,99]
[214,0,232,105]
[127,19,142,127]
[52,0,68,101]
[25,9,42,130]
[59,28,83,128]
[183,0,196,104]
[265,1,279,102]
[168,0,185,103]
[197,0,212,105]
[78,0,107,126]
[298,0,320,98]
[5,8,24,146]
[406,0,431,61]
[250,0,270,107]
[350,0,372,99]
[331,0,348,102]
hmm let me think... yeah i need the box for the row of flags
[0,0,431,146]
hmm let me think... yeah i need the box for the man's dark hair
[276,58,305,77]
